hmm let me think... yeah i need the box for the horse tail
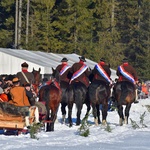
[120,82,128,102]
[66,85,74,104]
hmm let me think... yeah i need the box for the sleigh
[0,102,36,135]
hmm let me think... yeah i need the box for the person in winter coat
[69,56,91,87]
[116,58,139,103]
[9,77,40,127]
[92,58,112,85]
[116,58,138,84]
[56,57,71,83]
[16,62,34,86]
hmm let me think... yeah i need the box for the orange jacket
[9,86,30,107]
[142,84,148,95]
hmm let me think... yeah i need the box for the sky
[0,96,150,150]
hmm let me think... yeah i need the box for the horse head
[32,68,41,84]
[51,67,60,83]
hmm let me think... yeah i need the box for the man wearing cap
[16,62,34,86]
[9,77,40,126]
[69,56,91,87]
[56,57,71,83]
[91,58,112,85]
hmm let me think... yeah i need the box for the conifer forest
[0,0,149,79]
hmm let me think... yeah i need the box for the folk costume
[116,58,139,103]
[9,78,30,107]
[9,77,39,126]
[69,56,90,87]
[116,58,138,84]
[16,62,34,86]
[92,58,112,85]
[56,57,71,83]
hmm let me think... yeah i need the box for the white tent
[0,48,117,79]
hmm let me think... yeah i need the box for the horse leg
[101,102,108,125]
[49,111,57,131]
[117,104,124,126]
[61,102,67,124]
[124,103,131,124]
[68,102,73,127]
[96,104,101,124]
[45,109,51,132]
[76,104,83,126]
[85,99,91,117]
[92,103,98,126]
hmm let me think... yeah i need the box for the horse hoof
[94,118,98,126]
[102,120,107,125]
[76,122,80,126]
[119,118,123,126]
[69,123,73,127]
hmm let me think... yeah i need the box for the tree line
[0,0,149,80]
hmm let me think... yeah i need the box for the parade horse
[32,68,41,96]
[38,68,62,131]
[113,81,136,126]
[88,79,111,125]
[65,81,91,127]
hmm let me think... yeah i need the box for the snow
[1,98,150,150]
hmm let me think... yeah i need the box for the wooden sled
[0,103,37,134]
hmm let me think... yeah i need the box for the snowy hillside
[1,98,150,150]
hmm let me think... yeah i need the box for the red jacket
[70,61,91,87]
[116,62,138,83]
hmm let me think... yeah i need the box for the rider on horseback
[115,58,139,103]
[69,56,91,87]
[56,57,71,83]
[91,57,112,85]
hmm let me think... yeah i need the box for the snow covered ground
[1,97,150,150]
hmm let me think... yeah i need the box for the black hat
[21,62,29,68]
[100,57,105,62]
[24,82,31,87]
[79,56,86,62]
[61,57,68,62]
[122,58,128,63]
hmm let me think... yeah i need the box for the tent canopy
[0,48,117,80]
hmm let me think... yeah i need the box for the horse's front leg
[68,102,73,127]
[117,104,124,126]
[124,103,131,124]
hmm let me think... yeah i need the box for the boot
[134,89,139,103]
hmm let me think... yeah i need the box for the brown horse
[38,68,62,131]
[32,68,41,95]
[113,81,136,126]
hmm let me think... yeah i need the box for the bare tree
[15,0,18,49]
[18,0,22,49]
